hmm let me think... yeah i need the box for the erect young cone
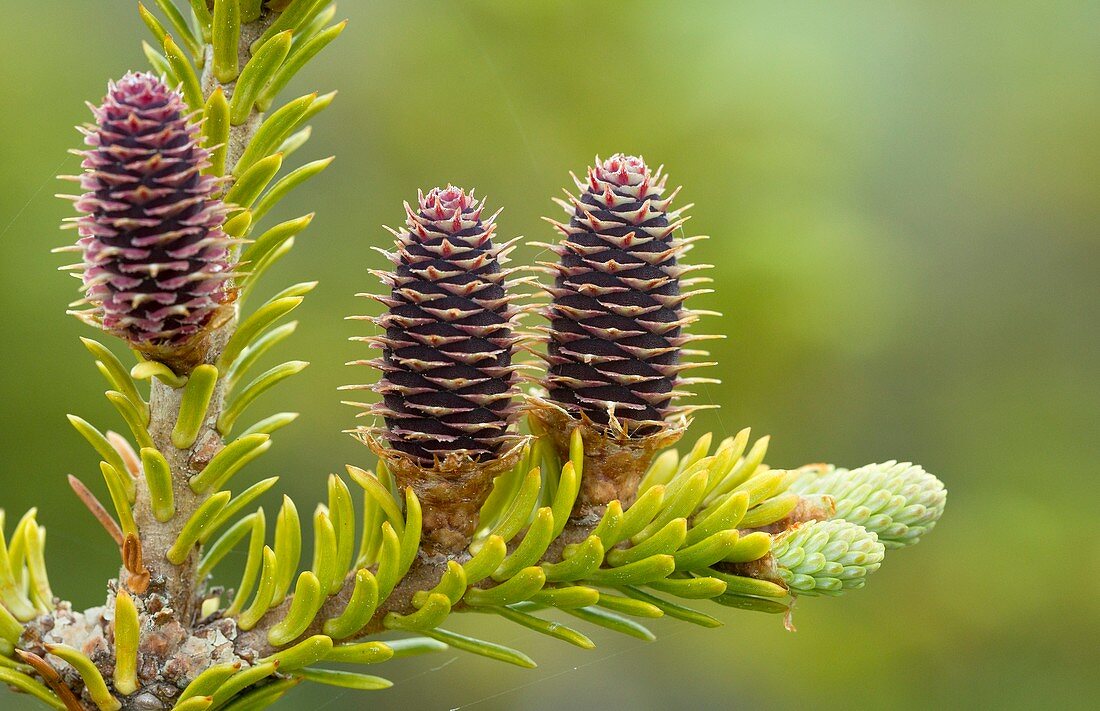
[537,154,714,434]
[531,155,716,512]
[63,72,234,368]
[348,186,525,551]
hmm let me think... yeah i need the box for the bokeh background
[2,1,1097,709]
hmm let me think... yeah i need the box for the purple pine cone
[354,186,524,466]
[68,72,233,358]
[539,154,714,434]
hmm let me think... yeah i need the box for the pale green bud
[791,461,946,549]
[771,519,885,596]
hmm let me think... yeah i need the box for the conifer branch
[0,4,947,710]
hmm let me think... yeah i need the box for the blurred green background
[2,1,1097,709]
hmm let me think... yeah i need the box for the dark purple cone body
[542,154,700,433]
[72,72,232,350]
[366,187,522,465]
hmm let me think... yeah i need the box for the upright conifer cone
[532,154,718,511]
[64,72,233,368]
[348,186,525,551]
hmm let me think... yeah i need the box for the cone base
[526,396,687,516]
[360,431,528,554]
[128,300,236,375]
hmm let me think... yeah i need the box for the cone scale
[349,186,525,551]
[531,154,716,513]
[65,72,234,369]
